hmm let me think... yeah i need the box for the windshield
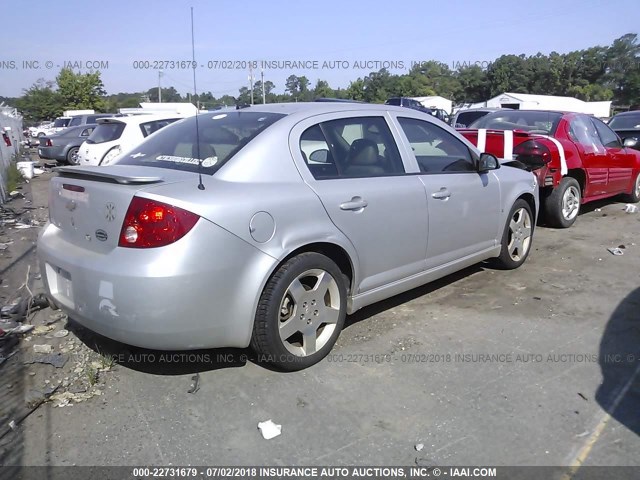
[86,122,125,144]
[68,117,82,127]
[53,118,71,128]
[470,110,563,134]
[608,113,640,130]
[117,111,285,174]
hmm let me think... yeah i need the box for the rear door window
[569,116,606,153]
[87,123,125,144]
[300,116,405,179]
[139,119,181,137]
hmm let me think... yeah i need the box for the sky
[0,0,637,100]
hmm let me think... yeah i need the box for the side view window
[591,117,621,148]
[81,128,93,137]
[397,117,474,173]
[569,116,606,154]
[299,117,405,179]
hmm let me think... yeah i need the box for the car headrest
[348,138,379,165]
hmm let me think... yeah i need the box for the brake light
[118,197,199,248]
[513,140,552,169]
[2,134,11,147]
[46,139,53,147]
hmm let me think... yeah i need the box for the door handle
[431,188,451,200]
[340,197,368,211]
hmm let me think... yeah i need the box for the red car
[458,110,640,227]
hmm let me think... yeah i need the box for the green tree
[486,54,532,96]
[454,65,489,102]
[15,79,63,122]
[146,86,182,103]
[56,68,107,111]
[312,79,334,99]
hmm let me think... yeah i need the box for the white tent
[411,96,453,114]
[468,93,611,118]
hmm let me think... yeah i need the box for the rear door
[394,115,501,268]
[291,112,428,294]
[591,117,634,193]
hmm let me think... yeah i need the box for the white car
[77,114,186,166]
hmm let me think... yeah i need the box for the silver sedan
[37,102,538,370]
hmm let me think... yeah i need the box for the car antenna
[191,6,205,191]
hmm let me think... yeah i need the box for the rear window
[86,122,125,144]
[117,111,285,174]
[470,111,562,135]
[53,118,71,128]
[139,118,180,137]
[455,111,491,128]
[608,114,640,130]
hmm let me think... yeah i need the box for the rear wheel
[544,177,581,228]
[66,147,79,165]
[621,172,640,203]
[251,253,347,371]
[494,199,533,270]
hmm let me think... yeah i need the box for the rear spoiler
[54,166,164,185]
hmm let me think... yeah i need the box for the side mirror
[623,137,638,148]
[478,153,500,172]
[309,149,329,163]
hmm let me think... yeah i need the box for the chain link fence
[0,106,24,203]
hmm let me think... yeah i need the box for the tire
[250,252,347,371]
[66,147,79,165]
[544,177,581,228]
[621,172,640,203]
[494,199,534,270]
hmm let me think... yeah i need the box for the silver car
[38,103,538,371]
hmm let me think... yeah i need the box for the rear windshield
[86,122,125,144]
[608,114,640,130]
[470,111,563,135]
[117,111,285,174]
[53,118,71,128]
[455,111,491,127]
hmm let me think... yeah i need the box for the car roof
[221,102,411,116]
[611,110,640,117]
[96,114,186,125]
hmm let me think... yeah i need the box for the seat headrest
[348,138,379,165]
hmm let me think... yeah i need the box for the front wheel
[494,199,534,270]
[544,177,581,228]
[251,253,347,371]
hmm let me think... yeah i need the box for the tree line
[7,33,639,123]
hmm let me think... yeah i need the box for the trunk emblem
[66,200,76,211]
[95,229,108,242]
[105,203,116,221]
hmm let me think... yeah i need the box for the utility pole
[249,66,254,105]
[158,70,163,103]
[261,69,265,104]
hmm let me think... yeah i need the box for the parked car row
[37,102,540,370]
[37,113,186,166]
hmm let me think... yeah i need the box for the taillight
[513,140,551,169]
[2,134,11,147]
[118,197,200,248]
[46,139,53,147]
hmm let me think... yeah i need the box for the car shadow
[344,264,484,329]
[595,286,640,436]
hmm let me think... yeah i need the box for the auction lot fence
[0,106,23,202]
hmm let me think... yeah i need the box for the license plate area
[45,263,74,308]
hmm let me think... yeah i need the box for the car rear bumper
[37,219,278,350]
[38,146,65,161]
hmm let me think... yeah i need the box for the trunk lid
[48,166,195,253]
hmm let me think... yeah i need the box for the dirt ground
[0,152,639,475]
